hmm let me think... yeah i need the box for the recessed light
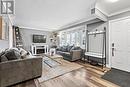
[106,0,119,3]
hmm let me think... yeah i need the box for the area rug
[38,58,83,83]
[102,68,130,87]
[44,58,60,68]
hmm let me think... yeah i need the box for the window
[59,26,86,48]
[71,32,76,45]
[75,31,80,46]
[66,33,71,45]
[60,32,66,46]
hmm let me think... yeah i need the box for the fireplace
[31,44,49,55]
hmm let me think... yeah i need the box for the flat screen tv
[33,35,46,43]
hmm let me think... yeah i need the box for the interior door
[110,17,130,72]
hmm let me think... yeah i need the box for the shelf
[88,31,105,35]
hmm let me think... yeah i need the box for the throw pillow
[1,55,8,62]
[70,46,81,50]
[67,46,73,52]
[0,51,6,62]
[56,46,62,51]
[4,49,21,60]
[70,46,75,51]
[19,48,28,58]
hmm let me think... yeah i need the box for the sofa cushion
[4,49,21,60]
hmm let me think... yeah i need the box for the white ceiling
[14,0,130,31]
[14,0,95,31]
[96,0,130,16]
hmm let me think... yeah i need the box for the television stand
[31,44,49,55]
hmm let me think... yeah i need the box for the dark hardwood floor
[12,60,120,87]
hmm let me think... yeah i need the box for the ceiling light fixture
[106,0,119,3]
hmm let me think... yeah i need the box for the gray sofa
[56,46,82,61]
[0,49,42,87]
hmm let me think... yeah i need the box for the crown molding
[108,8,130,17]
[17,26,54,32]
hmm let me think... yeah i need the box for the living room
[0,0,130,87]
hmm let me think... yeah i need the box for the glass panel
[71,33,75,45]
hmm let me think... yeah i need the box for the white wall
[0,40,9,50]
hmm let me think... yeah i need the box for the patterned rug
[44,57,61,68]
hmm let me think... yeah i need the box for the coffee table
[43,54,63,67]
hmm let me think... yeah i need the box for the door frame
[109,16,130,68]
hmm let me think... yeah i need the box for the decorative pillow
[74,47,81,50]
[67,46,73,52]
[70,46,75,51]
[59,46,64,51]
[1,55,8,62]
[0,50,5,62]
[0,49,5,53]
[0,51,5,62]
[56,47,61,51]
[70,46,81,51]
[62,46,68,52]
[19,48,28,58]
[4,49,21,60]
